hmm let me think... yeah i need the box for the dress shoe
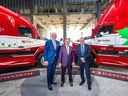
[52,82,57,85]
[48,85,53,91]
[69,82,73,87]
[60,82,64,87]
[88,85,91,90]
[79,81,85,85]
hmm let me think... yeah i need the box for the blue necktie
[81,45,84,56]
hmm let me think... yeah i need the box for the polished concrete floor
[0,69,128,96]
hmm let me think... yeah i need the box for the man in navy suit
[76,37,91,90]
[44,32,60,91]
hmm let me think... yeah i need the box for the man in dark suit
[76,37,91,90]
[44,32,60,91]
[58,38,75,87]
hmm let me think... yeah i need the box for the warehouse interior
[0,0,128,96]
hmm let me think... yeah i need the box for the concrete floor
[0,69,128,96]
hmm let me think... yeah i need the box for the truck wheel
[36,53,46,68]
[89,54,98,68]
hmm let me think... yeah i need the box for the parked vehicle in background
[73,0,128,68]
[0,6,46,70]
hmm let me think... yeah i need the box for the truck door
[18,26,38,53]
[94,25,128,66]
[94,24,117,55]
[114,28,128,65]
[115,28,128,52]
[9,26,38,66]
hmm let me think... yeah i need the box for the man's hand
[44,61,48,66]
[58,63,61,67]
[80,57,85,63]
[72,62,76,67]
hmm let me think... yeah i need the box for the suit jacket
[76,44,90,64]
[44,40,60,64]
[58,45,75,66]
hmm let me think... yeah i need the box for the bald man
[44,32,60,91]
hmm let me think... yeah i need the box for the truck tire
[89,54,98,68]
[36,53,46,68]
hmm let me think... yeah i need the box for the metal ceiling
[0,0,98,14]
[0,0,113,40]
[1,0,98,6]
[34,14,96,33]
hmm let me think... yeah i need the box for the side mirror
[92,29,95,38]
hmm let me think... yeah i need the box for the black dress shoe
[48,85,53,91]
[69,82,73,87]
[79,81,85,85]
[60,82,64,87]
[52,82,57,85]
[88,85,91,90]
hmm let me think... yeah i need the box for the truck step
[55,66,128,82]
[0,69,40,82]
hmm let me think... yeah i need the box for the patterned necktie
[66,46,69,55]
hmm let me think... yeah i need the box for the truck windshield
[18,27,32,38]
[96,25,113,37]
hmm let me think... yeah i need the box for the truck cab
[0,6,46,69]
[91,0,128,67]
[73,0,128,68]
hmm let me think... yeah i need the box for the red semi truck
[73,0,128,68]
[0,6,45,69]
